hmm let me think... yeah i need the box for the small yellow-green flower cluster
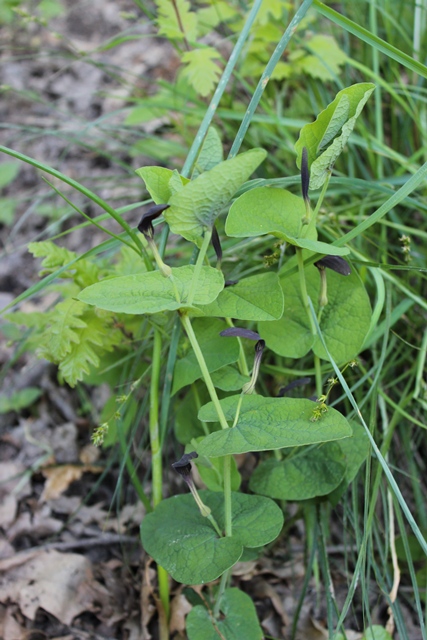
[92,422,109,447]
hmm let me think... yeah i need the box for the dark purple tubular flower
[211,225,222,265]
[220,327,261,340]
[314,255,351,276]
[172,451,198,481]
[172,452,215,520]
[301,146,310,202]
[242,339,265,394]
[137,203,170,240]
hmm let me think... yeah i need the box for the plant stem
[232,394,244,429]
[180,314,233,537]
[186,229,212,306]
[0,145,149,264]
[149,329,170,626]
[181,0,264,175]
[150,330,163,507]
[313,0,427,80]
[314,355,323,399]
[171,0,191,51]
[180,315,230,431]
[160,316,181,443]
[228,0,314,158]
[213,568,231,618]
[296,247,317,337]
[312,171,331,222]
[225,318,250,376]
[117,424,152,513]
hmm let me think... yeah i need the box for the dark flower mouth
[220,327,261,340]
[137,203,170,239]
[314,255,351,276]
[301,146,310,202]
[172,451,198,479]
[211,225,222,265]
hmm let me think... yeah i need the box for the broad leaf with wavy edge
[78,265,224,314]
[140,491,283,584]
[197,395,352,457]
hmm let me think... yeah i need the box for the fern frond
[181,47,222,97]
[38,298,87,362]
[156,0,198,43]
[28,240,100,288]
[5,310,48,329]
[28,240,77,272]
[58,311,122,387]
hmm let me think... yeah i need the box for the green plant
[2,0,427,638]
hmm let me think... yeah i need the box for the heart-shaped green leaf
[197,395,352,457]
[211,366,250,391]
[295,83,375,189]
[226,187,307,241]
[225,186,349,255]
[249,442,346,500]
[258,262,371,361]
[192,126,224,178]
[135,166,189,203]
[187,588,263,640]
[172,319,240,395]
[140,491,283,584]
[198,271,284,321]
[164,149,267,246]
[78,265,224,314]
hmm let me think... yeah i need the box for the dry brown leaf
[0,495,18,530]
[169,592,192,635]
[0,462,32,529]
[40,464,102,501]
[0,549,108,625]
[0,539,15,560]
[253,578,290,627]
[0,603,27,640]
[102,502,145,533]
[79,442,101,464]
[232,559,258,579]
[7,504,63,541]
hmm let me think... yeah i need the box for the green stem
[213,568,231,618]
[0,145,150,266]
[160,316,181,443]
[149,330,170,625]
[180,314,233,537]
[42,177,139,254]
[313,0,427,80]
[225,318,250,376]
[149,241,181,303]
[232,394,244,429]
[186,229,212,306]
[228,0,314,158]
[117,424,152,513]
[181,0,264,174]
[296,247,317,337]
[314,355,323,399]
[180,315,230,431]
[150,330,163,508]
[223,456,232,537]
[312,171,331,222]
